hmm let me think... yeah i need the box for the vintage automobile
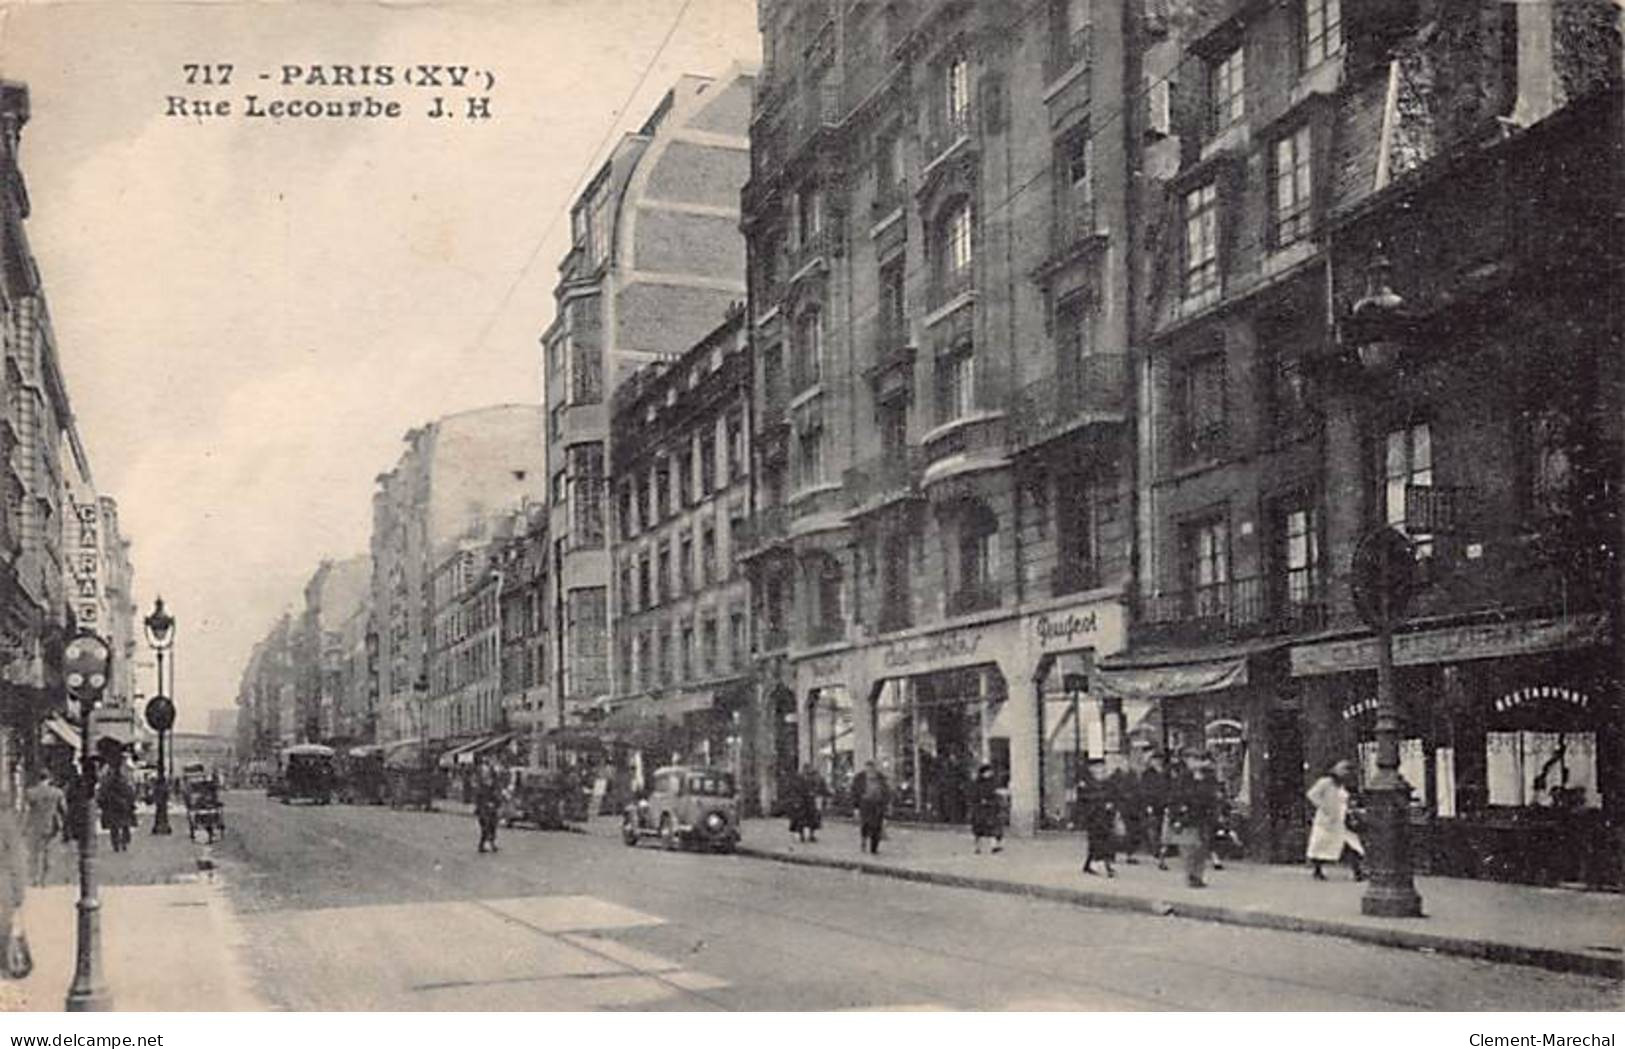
[502,767,591,830]
[182,773,224,843]
[278,744,336,805]
[621,765,740,853]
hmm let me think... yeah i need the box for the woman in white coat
[1306,759,1364,881]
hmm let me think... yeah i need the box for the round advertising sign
[144,695,176,733]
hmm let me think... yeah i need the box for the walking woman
[1306,759,1365,881]
[787,764,826,844]
[968,764,1004,854]
[1078,767,1116,877]
[474,762,502,854]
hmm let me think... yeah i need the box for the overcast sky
[0,0,760,731]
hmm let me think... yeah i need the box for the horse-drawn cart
[183,772,225,842]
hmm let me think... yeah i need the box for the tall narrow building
[541,70,755,732]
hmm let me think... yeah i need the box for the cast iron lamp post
[63,629,113,1011]
[143,598,176,835]
[1347,256,1425,918]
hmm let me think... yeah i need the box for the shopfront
[1291,613,1619,887]
[790,594,1127,834]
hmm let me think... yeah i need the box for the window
[565,587,608,700]
[1273,500,1323,623]
[618,560,633,613]
[1183,515,1230,618]
[879,259,907,352]
[795,418,825,490]
[700,430,717,495]
[937,340,976,425]
[762,343,784,408]
[1385,422,1434,557]
[1055,472,1103,595]
[1184,183,1219,304]
[680,621,694,681]
[726,411,745,480]
[1519,409,1575,524]
[793,310,822,393]
[1177,352,1227,462]
[617,481,634,540]
[676,446,693,507]
[638,552,651,610]
[1056,128,1093,243]
[638,631,652,689]
[701,524,717,585]
[657,541,672,604]
[938,200,974,297]
[951,501,999,613]
[874,131,906,213]
[701,617,718,675]
[796,184,822,249]
[1047,0,1092,78]
[1211,46,1245,131]
[810,554,843,643]
[879,398,908,460]
[1273,126,1314,248]
[1055,293,1094,378]
[679,530,694,593]
[567,443,605,548]
[552,470,567,506]
[1303,0,1342,68]
[656,456,672,518]
[658,627,671,685]
[879,533,912,631]
[943,52,971,135]
[729,610,747,667]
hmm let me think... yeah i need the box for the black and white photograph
[0,0,1617,1030]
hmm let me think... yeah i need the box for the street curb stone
[734,845,1624,981]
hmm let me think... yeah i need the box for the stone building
[1101,0,1622,883]
[606,308,754,799]
[541,70,755,739]
[739,0,1138,829]
[369,405,547,748]
[296,554,370,743]
[495,506,552,763]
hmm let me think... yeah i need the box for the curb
[735,845,1624,981]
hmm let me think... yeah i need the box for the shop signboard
[1025,598,1125,660]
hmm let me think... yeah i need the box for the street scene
[0,0,1619,1021]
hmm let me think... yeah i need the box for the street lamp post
[63,629,113,1012]
[1347,256,1425,919]
[143,598,176,835]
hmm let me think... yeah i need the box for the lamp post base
[1359,777,1425,918]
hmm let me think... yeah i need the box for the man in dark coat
[787,765,827,843]
[850,760,890,855]
[968,763,1004,854]
[97,765,136,853]
[473,762,502,854]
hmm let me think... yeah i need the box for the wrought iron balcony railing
[924,107,975,167]
[1009,353,1128,447]
[926,265,974,313]
[844,448,922,509]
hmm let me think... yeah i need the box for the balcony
[807,618,845,647]
[1051,560,1101,599]
[1049,201,1103,259]
[761,624,790,654]
[877,599,913,635]
[872,179,907,224]
[789,228,830,280]
[738,504,790,554]
[787,78,843,162]
[1009,353,1128,448]
[1135,575,1332,646]
[946,581,1002,617]
[924,108,975,169]
[926,265,974,314]
[844,448,922,509]
[1044,23,1094,88]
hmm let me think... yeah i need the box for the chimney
[1509,0,1561,128]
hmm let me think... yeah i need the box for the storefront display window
[1484,731,1598,809]
[873,666,1004,822]
[808,686,855,802]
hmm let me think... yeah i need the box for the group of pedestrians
[786,759,1007,857]
[1076,754,1230,888]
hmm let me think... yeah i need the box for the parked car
[621,765,740,853]
[502,767,590,830]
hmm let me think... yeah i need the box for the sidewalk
[2,817,265,1011]
[575,812,1623,980]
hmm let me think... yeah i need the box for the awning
[454,733,515,767]
[1094,656,1249,700]
[41,716,81,752]
[1290,612,1610,678]
[382,739,428,771]
[436,737,485,770]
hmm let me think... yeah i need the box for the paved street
[211,792,1619,1011]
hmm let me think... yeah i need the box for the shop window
[808,686,856,803]
[1486,730,1600,810]
[873,669,1004,822]
[1384,422,1434,558]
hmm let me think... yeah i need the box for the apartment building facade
[740,0,1138,830]
[607,308,755,798]
[541,70,755,737]
[1104,0,1622,882]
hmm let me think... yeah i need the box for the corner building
[741,0,1137,832]
[542,71,754,731]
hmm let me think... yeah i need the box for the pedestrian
[22,773,65,886]
[97,763,136,854]
[1107,766,1142,865]
[0,779,28,982]
[1079,766,1116,877]
[474,762,502,854]
[1306,759,1364,881]
[787,764,826,844]
[1170,758,1222,888]
[1141,752,1171,870]
[968,763,1004,854]
[850,760,889,855]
